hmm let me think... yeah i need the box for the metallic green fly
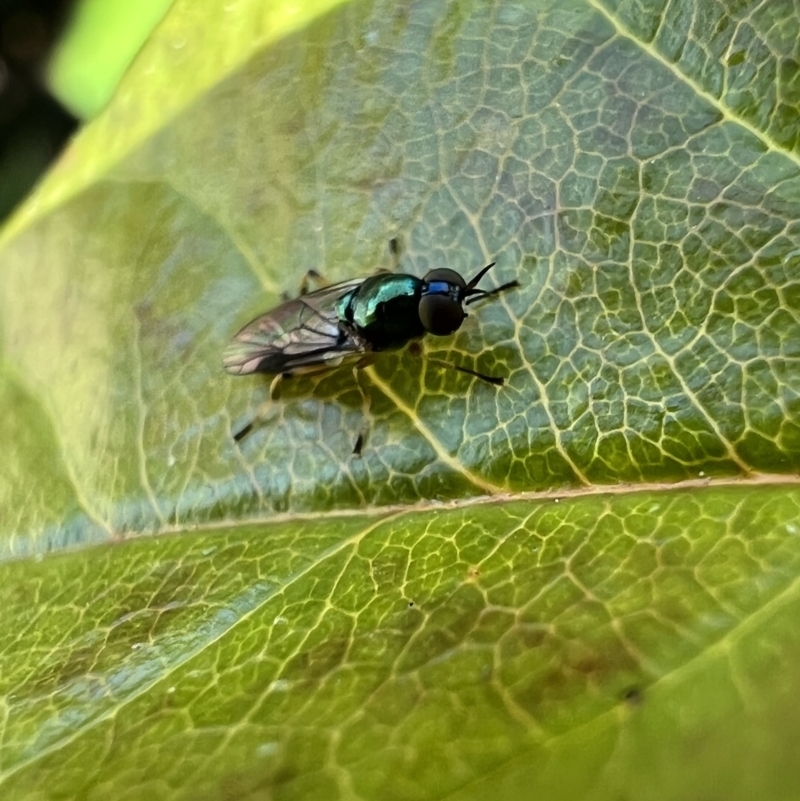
[223,260,518,453]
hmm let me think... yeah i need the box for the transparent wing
[222,278,367,376]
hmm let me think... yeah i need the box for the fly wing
[222,278,367,376]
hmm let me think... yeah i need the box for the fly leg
[298,269,327,296]
[232,373,285,442]
[269,372,284,400]
[280,270,328,302]
[408,342,506,386]
[363,238,402,283]
[426,359,505,385]
[351,355,375,456]
[389,236,400,268]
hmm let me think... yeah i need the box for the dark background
[0,0,78,223]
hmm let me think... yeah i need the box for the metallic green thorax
[336,274,425,350]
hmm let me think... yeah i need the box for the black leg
[233,421,254,442]
[426,357,505,386]
[281,269,328,301]
[407,342,506,386]
[351,359,374,456]
[388,236,402,271]
[298,269,327,296]
[232,374,285,443]
[365,238,401,280]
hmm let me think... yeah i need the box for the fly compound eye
[423,268,467,288]
[418,293,465,336]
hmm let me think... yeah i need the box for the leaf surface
[1,0,799,798]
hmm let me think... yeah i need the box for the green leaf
[3,489,800,800]
[2,0,800,798]
[47,0,175,119]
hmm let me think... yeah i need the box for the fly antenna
[465,279,520,306]
[465,262,497,292]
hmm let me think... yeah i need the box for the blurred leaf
[1,0,800,798]
[47,0,175,118]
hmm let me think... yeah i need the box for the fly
[223,260,518,453]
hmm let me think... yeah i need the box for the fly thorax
[349,274,425,350]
